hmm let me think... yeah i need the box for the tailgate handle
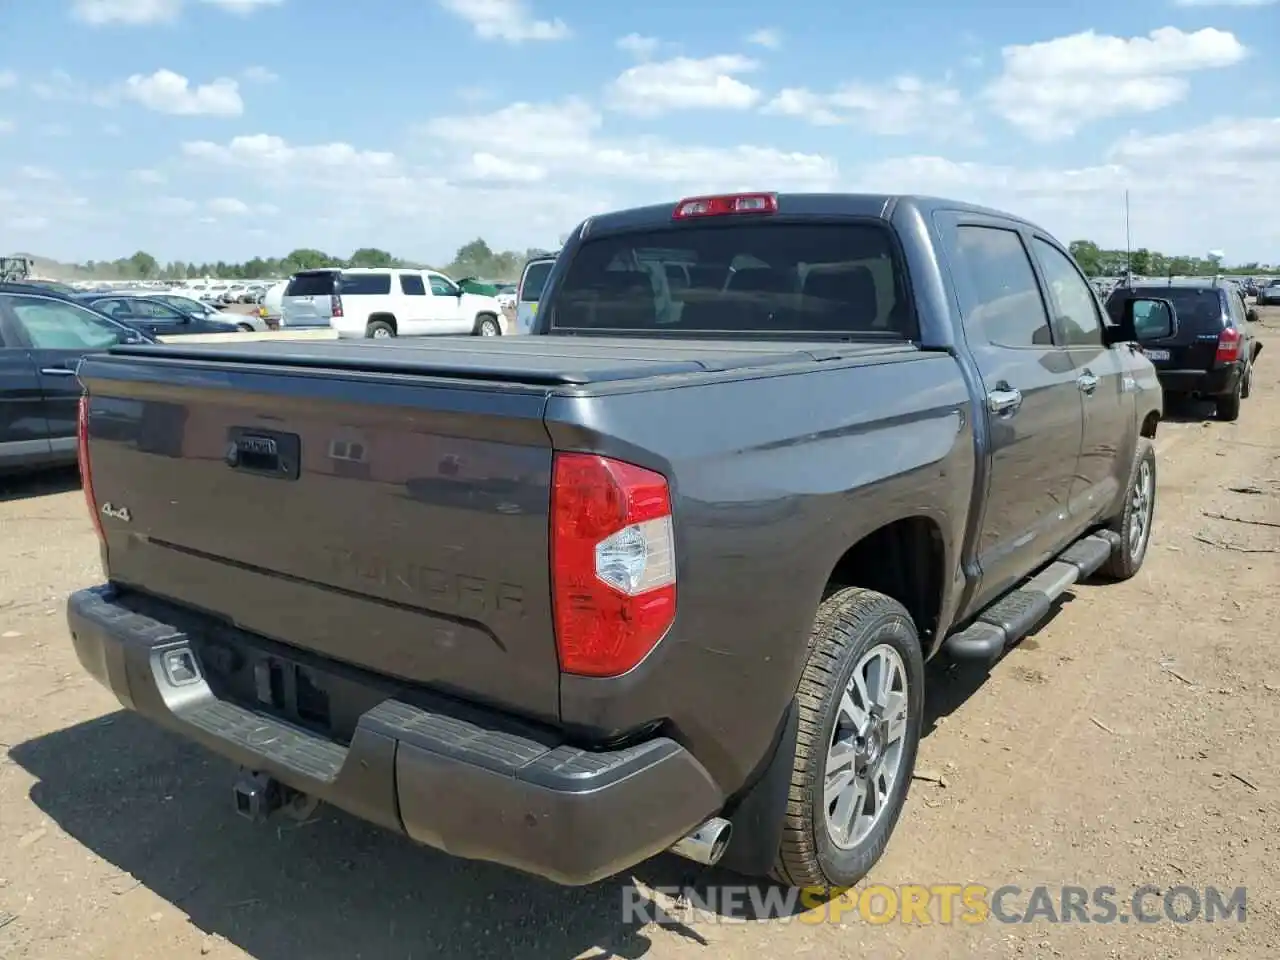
[225,429,300,480]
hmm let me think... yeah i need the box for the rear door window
[400,274,426,296]
[945,225,1052,348]
[519,260,554,303]
[286,272,338,296]
[549,222,911,337]
[339,273,391,296]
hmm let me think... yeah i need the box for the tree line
[1067,241,1277,278]
[43,239,554,284]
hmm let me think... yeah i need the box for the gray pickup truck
[67,193,1172,890]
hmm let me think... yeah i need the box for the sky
[0,0,1277,266]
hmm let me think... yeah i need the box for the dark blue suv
[1105,278,1261,421]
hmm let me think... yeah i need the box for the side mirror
[1105,297,1176,345]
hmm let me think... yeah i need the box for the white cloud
[0,119,14,134]
[131,168,167,183]
[607,55,762,116]
[122,69,243,116]
[422,98,838,188]
[242,65,278,82]
[30,69,118,106]
[71,0,180,24]
[71,0,280,22]
[198,0,283,12]
[0,70,17,89]
[985,27,1248,140]
[437,0,569,43]
[20,166,59,181]
[763,75,974,136]
[152,196,198,215]
[616,33,660,58]
[208,197,251,215]
[746,28,781,49]
[182,134,398,175]
[7,215,50,231]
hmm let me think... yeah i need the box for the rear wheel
[237,323,254,333]
[773,587,924,889]
[1240,364,1253,400]
[1216,377,1242,421]
[366,320,396,339]
[1101,438,1156,580]
[473,314,501,336]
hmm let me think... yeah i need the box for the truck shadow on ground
[8,598,1077,956]
[0,466,80,503]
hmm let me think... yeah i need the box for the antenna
[1124,189,1132,279]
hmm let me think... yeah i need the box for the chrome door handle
[1077,373,1099,395]
[987,386,1023,416]
[40,367,77,376]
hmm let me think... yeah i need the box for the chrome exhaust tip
[669,817,732,866]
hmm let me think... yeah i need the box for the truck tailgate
[78,351,562,722]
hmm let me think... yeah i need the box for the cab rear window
[548,222,912,337]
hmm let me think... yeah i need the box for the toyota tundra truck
[66,193,1173,889]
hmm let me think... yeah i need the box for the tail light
[1216,326,1242,363]
[77,395,104,547]
[331,293,344,318]
[673,192,777,220]
[551,453,676,677]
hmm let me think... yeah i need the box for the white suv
[281,268,506,339]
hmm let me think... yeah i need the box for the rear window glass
[339,272,391,295]
[285,272,338,296]
[520,261,554,303]
[549,223,911,336]
[1107,287,1224,329]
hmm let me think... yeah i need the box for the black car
[0,283,153,471]
[76,293,241,337]
[1105,278,1262,421]
[1257,280,1280,306]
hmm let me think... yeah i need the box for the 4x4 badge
[101,503,131,522]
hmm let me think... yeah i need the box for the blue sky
[0,0,1277,266]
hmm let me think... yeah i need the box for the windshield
[548,222,911,337]
[286,272,338,296]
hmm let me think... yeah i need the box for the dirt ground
[2,315,1278,960]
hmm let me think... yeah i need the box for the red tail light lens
[672,192,778,220]
[551,453,676,677]
[1216,326,1242,363]
[78,395,104,546]
[331,293,343,318]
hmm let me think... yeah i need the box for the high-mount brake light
[550,453,677,678]
[672,193,778,220]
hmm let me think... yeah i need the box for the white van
[281,268,506,339]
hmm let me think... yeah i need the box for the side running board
[943,532,1119,663]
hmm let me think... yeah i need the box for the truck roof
[579,193,1047,238]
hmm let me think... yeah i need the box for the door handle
[1077,372,1099,395]
[40,367,77,376]
[986,385,1023,416]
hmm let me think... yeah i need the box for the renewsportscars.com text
[622,883,1247,926]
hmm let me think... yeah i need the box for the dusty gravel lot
[2,314,1278,959]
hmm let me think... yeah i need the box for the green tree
[348,247,396,268]
[129,250,159,278]
[1068,240,1102,276]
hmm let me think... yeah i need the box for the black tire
[773,587,924,889]
[237,323,254,332]
[1100,438,1156,581]
[1240,364,1252,400]
[473,314,501,336]
[366,319,396,339]
[1216,378,1242,421]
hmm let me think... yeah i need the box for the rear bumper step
[943,532,1117,663]
[67,585,724,886]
